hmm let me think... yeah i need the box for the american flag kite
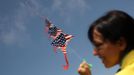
[45,18,73,70]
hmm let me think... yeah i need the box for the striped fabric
[45,18,73,70]
[51,33,66,47]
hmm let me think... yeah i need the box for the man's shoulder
[115,63,134,75]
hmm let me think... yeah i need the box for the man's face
[92,28,125,68]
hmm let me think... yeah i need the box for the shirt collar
[121,50,134,69]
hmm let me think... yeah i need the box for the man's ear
[116,37,126,51]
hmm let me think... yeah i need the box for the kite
[45,18,73,70]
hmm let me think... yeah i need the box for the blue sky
[1,0,134,75]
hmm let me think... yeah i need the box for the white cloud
[21,0,45,17]
[52,0,90,15]
[0,17,29,47]
[0,0,39,46]
[51,0,91,25]
[0,0,90,46]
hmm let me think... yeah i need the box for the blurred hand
[77,61,91,75]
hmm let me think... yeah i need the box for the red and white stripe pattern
[65,34,73,41]
[61,46,67,54]
[45,18,73,70]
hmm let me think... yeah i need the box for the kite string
[23,0,93,68]
[69,48,93,69]
[68,48,83,61]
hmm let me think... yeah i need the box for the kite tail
[63,53,69,70]
[61,47,69,70]
[53,46,57,53]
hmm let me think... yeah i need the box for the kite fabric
[45,18,73,70]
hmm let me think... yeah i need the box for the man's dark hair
[88,10,134,62]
